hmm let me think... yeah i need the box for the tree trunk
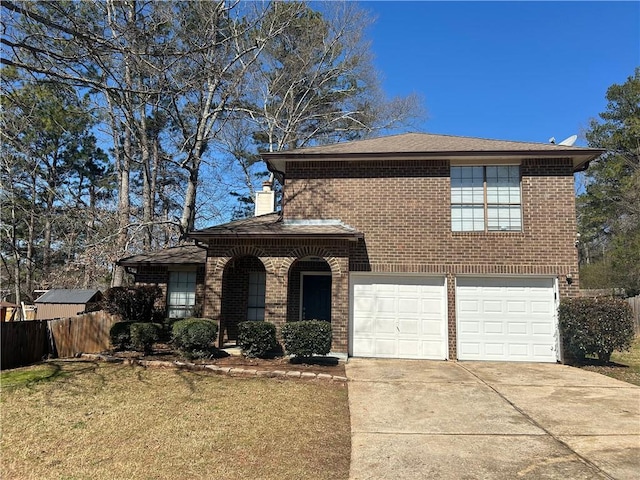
[139,108,153,249]
[180,164,199,235]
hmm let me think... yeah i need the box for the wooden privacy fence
[1,321,49,370]
[628,295,640,335]
[48,311,120,358]
[1,311,120,370]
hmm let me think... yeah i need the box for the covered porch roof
[188,213,363,242]
[117,245,207,267]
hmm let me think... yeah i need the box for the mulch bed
[107,344,347,377]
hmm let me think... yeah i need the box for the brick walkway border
[78,353,348,382]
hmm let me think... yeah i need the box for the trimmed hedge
[281,320,332,357]
[172,318,218,359]
[559,297,634,362]
[109,321,133,351]
[103,286,163,323]
[237,321,278,358]
[130,322,162,354]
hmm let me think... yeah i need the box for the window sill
[451,231,524,237]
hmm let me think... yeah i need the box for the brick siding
[283,157,579,358]
[135,156,580,359]
[203,240,350,352]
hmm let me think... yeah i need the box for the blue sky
[362,1,639,146]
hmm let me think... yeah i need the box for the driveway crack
[454,362,616,480]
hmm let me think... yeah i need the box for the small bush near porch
[1,361,351,480]
[282,320,332,357]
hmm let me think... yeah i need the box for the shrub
[172,318,218,359]
[130,322,162,354]
[103,286,163,323]
[109,321,133,351]
[237,321,278,358]
[281,320,332,357]
[559,297,634,362]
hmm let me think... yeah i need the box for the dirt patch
[109,344,346,377]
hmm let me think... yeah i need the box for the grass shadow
[576,358,629,368]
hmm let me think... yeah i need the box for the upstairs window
[451,165,522,232]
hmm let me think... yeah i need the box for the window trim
[451,164,523,233]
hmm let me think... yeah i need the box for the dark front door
[302,275,332,321]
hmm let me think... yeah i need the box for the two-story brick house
[118,133,603,362]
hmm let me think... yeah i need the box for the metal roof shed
[34,289,103,320]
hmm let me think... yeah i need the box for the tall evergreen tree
[579,68,640,295]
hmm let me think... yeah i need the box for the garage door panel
[399,319,419,334]
[354,296,375,315]
[485,343,505,356]
[460,320,480,334]
[532,322,552,335]
[352,275,447,359]
[421,319,443,335]
[374,339,397,357]
[376,296,396,314]
[508,323,527,334]
[533,344,554,356]
[353,316,373,335]
[507,301,526,313]
[421,341,446,358]
[376,318,396,334]
[422,298,443,313]
[376,284,397,294]
[398,297,420,314]
[459,299,480,313]
[484,322,503,334]
[460,343,480,356]
[483,300,503,313]
[531,301,553,314]
[397,339,419,356]
[352,338,373,356]
[457,277,558,362]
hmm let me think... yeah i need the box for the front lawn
[1,361,351,480]
[579,336,640,386]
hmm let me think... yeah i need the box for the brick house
[119,133,603,362]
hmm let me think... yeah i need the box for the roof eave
[188,232,363,241]
[264,149,605,174]
[117,259,204,267]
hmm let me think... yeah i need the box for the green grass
[1,360,351,480]
[580,336,640,386]
[1,362,69,389]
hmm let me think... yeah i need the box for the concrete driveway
[346,359,640,479]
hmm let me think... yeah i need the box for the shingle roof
[263,132,604,173]
[189,213,362,240]
[35,289,102,304]
[118,245,207,266]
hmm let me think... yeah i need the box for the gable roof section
[118,245,207,267]
[189,213,362,241]
[35,289,102,304]
[263,132,604,173]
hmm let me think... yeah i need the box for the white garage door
[456,277,558,362]
[351,275,447,359]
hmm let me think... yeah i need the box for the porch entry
[301,273,331,321]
